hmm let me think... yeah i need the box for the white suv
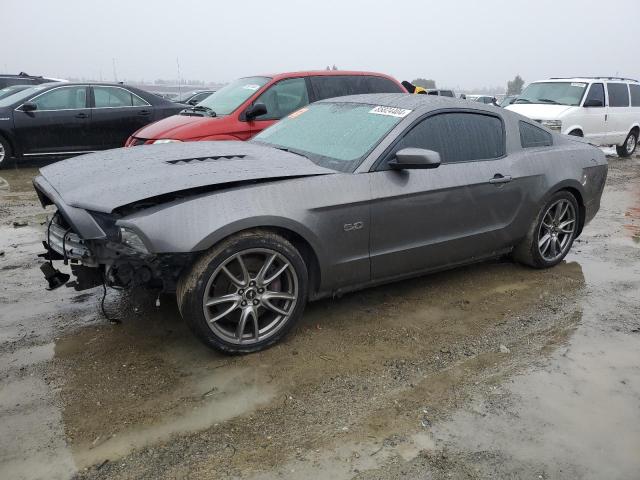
[506,77,640,157]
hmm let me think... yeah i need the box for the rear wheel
[177,230,308,354]
[0,136,13,169]
[568,129,583,137]
[514,191,579,268]
[616,130,638,157]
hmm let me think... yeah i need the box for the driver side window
[253,78,309,120]
[584,83,605,107]
[32,86,87,110]
[380,112,504,169]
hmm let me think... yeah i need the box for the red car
[125,71,406,146]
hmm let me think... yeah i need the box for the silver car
[34,94,608,353]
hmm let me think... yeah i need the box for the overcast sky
[3,0,638,91]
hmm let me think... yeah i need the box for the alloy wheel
[537,199,577,262]
[0,142,5,163]
[202,248,298,345]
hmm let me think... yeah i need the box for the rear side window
[310,76,380,100]
[519,121,552,148]
[607,83,630,107]
[392,112,504,164]
[630,84,640,107]
[367,76,404,94]
[93,86,150,108]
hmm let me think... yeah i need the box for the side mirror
[389,148,441,170]
[21,102,37,112]
[583,99,604,107]
[188,99,199,106]
[245,102,267,120]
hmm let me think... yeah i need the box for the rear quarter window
[519,121,553,148]
[630,84,640,107]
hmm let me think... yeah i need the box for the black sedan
[0,82,183,167]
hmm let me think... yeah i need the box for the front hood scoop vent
[167,155,246,165]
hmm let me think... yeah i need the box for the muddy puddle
[1,155,639,480]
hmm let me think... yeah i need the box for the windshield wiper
[537,98,560,105]
[273,146,309,159]
[192,105,217,117]
[514,98,532,104]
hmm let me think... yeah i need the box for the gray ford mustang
[34,94,608,353]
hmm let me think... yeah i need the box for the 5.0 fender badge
[343,221,364,232]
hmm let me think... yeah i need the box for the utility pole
[112,58,118,83]
[176,57,182,98]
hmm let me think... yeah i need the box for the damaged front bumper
[34,175,192,293]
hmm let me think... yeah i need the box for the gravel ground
[0,152,638,480]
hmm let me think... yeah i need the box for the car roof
[250,70,399,82]
[533,77,639,84]
[317,93,501,114]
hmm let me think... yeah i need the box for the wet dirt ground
[1,152,639,480]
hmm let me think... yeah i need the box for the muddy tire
[176,229,308,354]
[616,130,638,158]
[0,135,13,169]
[513,191,579,269]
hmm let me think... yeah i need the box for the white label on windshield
[243,84,261,91]
[571,82,586,88]
[369,106,412,118]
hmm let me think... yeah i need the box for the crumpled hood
[39,142,335,213]
[505,103,574,120]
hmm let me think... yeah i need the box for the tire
[568,130,583,137]
[513,191,580,269]
[616,130,638,158]
[0,135,13,169]
[177,229,308,354]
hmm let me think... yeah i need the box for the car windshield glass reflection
[515,82,587,106]
[194,76,270,115]
[252,102,404,172]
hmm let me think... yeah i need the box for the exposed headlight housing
[152,139,182,144]
[119,227,149,253]
[540,120,562,131]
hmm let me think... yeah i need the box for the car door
[369,111,524,281]
[247,78,311,135]
[580,82,608,144]
[12,85,91,155]
[89,86,153,149]
[606,82,631,144]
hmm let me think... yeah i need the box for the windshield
[193,76,270,115]
[0,84,51,107]
[0,85,31,101]
[252,102,407,172]
[515,82,587,106]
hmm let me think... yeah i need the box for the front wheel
[0,136,12,169]
[177,230,308,354]
[513,191,579,268]
[616,131,638,157]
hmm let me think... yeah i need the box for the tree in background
[412,78,437,89]
[507,75,525,95]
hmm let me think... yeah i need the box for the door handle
[138,110,151,116]
[75,112,89,119]
[489,174,512,184]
